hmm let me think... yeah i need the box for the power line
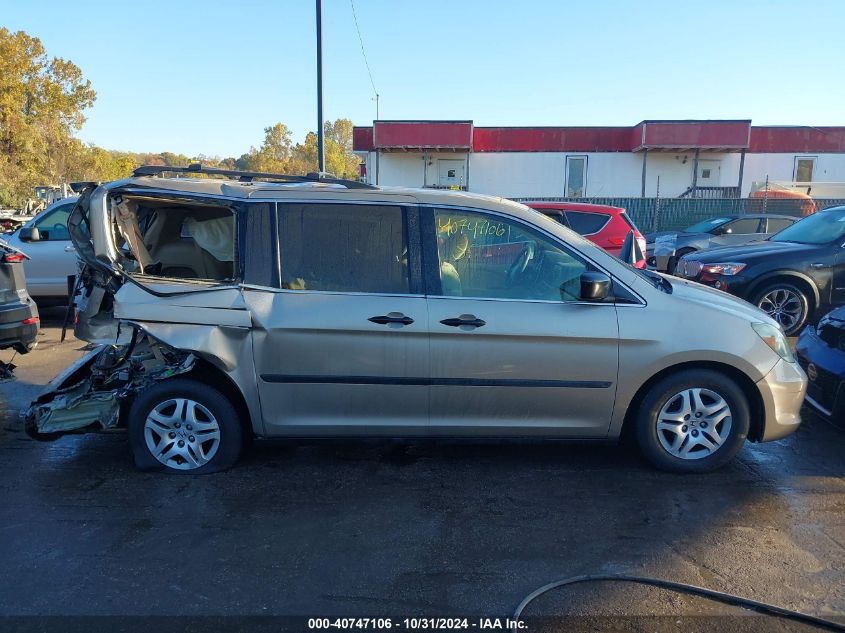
[349,0,379,117]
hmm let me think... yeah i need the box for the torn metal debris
[24,328,195,439]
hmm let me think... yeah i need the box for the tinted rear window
[767,218,795,233]
[564,211,610,235]
[724,217,762,234]
[278,203,410,294]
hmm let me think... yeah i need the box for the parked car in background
[674,206,845,335]
[796,306,845,422]
[0,237,40,363]
[646,214,797,273]
[25,165,806,475]
[4,197,79,305]
[526,202,647,269]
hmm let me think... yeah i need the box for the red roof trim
[473,126,632,152]
[373,121,472,149]
[352,126,374,152]
[750,126,845,153]
[632,121,751,151]
[352,122,845,153]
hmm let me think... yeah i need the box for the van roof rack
[132,163,378,190]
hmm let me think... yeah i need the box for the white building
[352,120,845,199]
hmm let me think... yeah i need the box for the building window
[794,156,816,182]
[565,155,587,198]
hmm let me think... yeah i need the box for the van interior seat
[151,239,232,280]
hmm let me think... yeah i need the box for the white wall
[377,153,425,187]
[367,149,845,198]
[366,151,471,188]
[468,152,731,198]
[740,153,845,195]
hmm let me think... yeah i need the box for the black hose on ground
[513,573,845,632]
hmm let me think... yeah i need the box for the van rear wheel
[636,369,750,473]
[128,378,243,474]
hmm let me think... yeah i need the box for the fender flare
[745,270,820,309]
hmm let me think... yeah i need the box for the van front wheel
[128,378,243,474]
[636,369,750,473]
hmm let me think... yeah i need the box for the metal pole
[653,175,661,232]
[316,0,325,173]
[763,175,769,213]
[691,148,700,197]
[737,149,746,199]
[640,149,648,198]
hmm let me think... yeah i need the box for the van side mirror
[19,227,40,242]
[578,271,611,302]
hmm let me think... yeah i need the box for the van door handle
[368,313,414,326]
[440,315,486,328]
[64,245,76,252]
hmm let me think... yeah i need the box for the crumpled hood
[668,276,780,327]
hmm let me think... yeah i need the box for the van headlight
[751,322,794,362]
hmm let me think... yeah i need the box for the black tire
[751,281,810,336]
[636,369,750,473]
[128,378,243,474]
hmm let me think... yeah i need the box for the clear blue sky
[3,0,844,157]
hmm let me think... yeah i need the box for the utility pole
[316,0,325,172]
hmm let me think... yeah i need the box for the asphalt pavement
[0,312,843,632]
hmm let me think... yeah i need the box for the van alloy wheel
[757,288,804,332]
[143,398,221,470]
[656,388,732,460]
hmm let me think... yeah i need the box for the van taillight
[2,252,25,263]
[22,316,39,325]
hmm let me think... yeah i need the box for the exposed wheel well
[667,248,696,274]
[186,358,254,443]
[621,361,765,443]
[120,358,254,442]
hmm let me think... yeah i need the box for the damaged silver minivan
[25,165,807,474]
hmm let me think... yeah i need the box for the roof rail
[132,163,378,190]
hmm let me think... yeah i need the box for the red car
[526,202,647,269]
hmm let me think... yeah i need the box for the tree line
[0,28,360,208]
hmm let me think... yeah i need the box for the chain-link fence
[513,197,845,232]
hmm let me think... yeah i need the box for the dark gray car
[646,214,797,273]
[0,238,39,377]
